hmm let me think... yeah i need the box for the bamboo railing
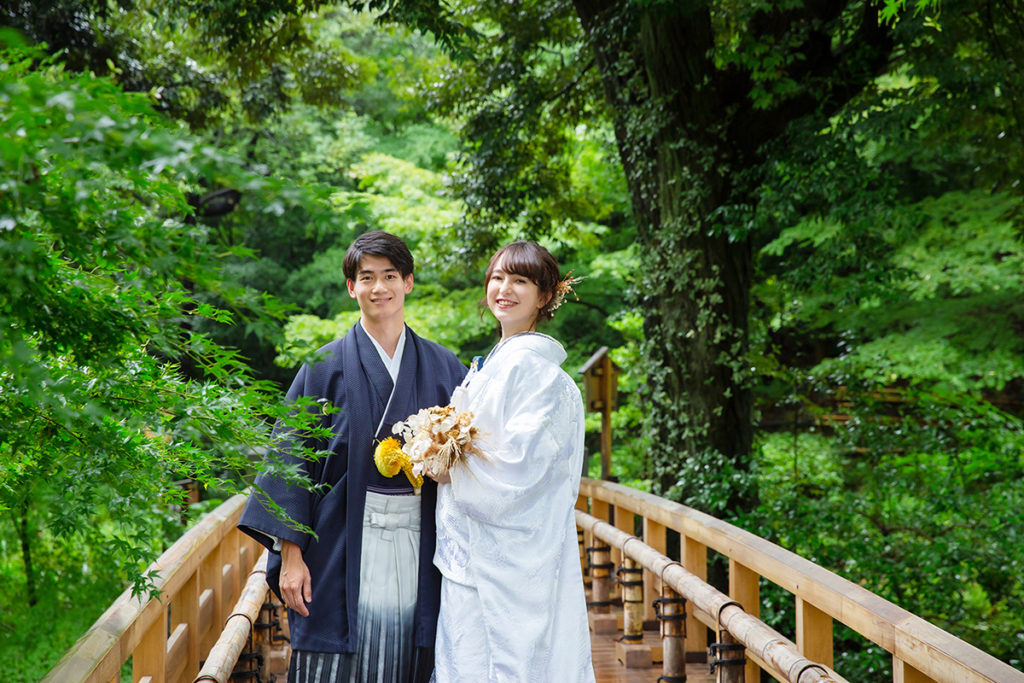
[42,494,261,683]
[194,550,272,683]
[577,477,1024,683]
[46,481,1024,683]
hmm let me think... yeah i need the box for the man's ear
[347,279,356,298]
[403,273,414,294]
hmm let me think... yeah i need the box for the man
[239,231,467,683]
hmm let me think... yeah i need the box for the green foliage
[11,0,1024,676]
[753,396,1024,676]
[0,45,331,682]
[762,190,1024,394]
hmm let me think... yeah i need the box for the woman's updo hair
[484,240,563,322]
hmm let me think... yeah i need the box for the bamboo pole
[576,510,845,683]
[193,550,270,683]
[618,556,645,642]
[588,543,614,614]
[655,583,686,682]
[615,554,651,668]
[712,628,746,682]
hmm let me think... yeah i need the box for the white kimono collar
[484,331,567,367]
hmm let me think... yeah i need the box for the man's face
[346,254,414,326]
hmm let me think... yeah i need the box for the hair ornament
[549,270,584,312]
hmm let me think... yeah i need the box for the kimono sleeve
[238,363,330,553]
[450,356,583,528]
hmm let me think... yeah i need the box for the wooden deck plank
[590,628,714,683]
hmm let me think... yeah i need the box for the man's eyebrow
[358,266,400,275]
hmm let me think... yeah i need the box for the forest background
[1,0,1023,681]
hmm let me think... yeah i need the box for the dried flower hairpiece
[548,271,584,313]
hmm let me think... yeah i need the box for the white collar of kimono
[484,331,566,367]
[360,319,406,384]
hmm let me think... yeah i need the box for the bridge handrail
[194,549,270,683]
[579,477,1024,683]
[577,509,844,683]
[43,494,260,683]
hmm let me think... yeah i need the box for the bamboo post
[619,557,645,636]
[655,583,686,682]
[712,628,746,683]
[587,542,618,634]
[616,555,651,668]
[589,546,613,613]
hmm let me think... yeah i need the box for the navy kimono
[238,322,467,656]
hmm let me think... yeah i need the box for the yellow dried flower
[401,462,424,489]
[374,437,406,478]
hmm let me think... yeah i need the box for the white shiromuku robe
[433,332,596,683]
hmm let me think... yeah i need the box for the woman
[431,241,595,682]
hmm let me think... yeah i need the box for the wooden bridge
[44,479,1024,683]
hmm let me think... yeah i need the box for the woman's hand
[424,461,451,484]
[429,470,452,484]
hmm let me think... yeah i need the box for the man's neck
[361,316,405,357]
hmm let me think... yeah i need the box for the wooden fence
[42,494,260,683]
[45,481,1024,682]
[577,477,1024,683]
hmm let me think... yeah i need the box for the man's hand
[280,540,312,617]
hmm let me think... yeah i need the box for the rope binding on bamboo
[616,563,645,588]
[709,599,747,674]
[652,596,687,623]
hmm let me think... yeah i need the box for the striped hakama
[288,491,421,683]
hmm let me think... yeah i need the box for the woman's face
[486,260,549,339]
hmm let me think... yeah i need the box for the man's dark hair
[342,231,414,281]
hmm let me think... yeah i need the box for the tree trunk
[574,0,756,515]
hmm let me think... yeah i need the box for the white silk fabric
[433,333,595,683]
